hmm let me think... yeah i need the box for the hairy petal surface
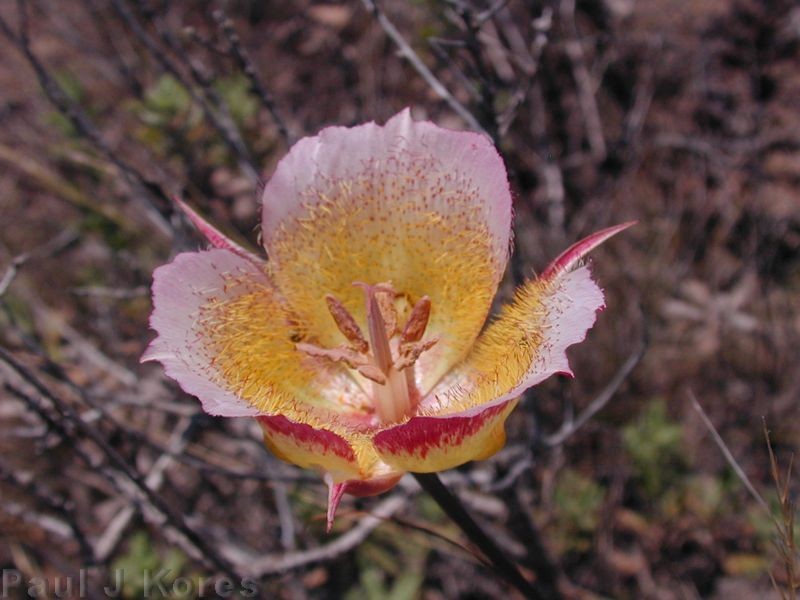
[258,415,362,482]
[144,249,404,482]
[373,399,518,472]
[143,249,372,424]
[260,109,513,391]
[422,223,634,416]
[143,249,268,416]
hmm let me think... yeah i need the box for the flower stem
[413,472,561,599]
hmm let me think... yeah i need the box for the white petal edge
[142,249,267,417]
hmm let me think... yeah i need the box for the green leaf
[622,399,686,498]
[214,74,259,127]
[550,469,606,554]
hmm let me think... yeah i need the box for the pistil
[360,284,394,374]
[297,284,438,424]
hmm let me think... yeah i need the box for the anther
[374,287,398,338]
[395,337,439,371]
[357,364,387,384]
[295,342,366,370]
[400,296,431,343]
[325,294,368,353]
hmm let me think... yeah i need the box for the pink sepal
[324,473,403,532]
[540,221,636,282]
[173,196,263,264]
[326,479,347,533]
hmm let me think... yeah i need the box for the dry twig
[559,0,606,161]
[94,418,194,561]
[0,4,173,238]
[212,8,293,147]
[222,493,409,577]
[0,347,241,580]
[360,0,486,135]
[544,335,645,447]
[0,254,29,298]
[688,389,768,512]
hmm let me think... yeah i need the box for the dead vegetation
[0,0,799,597]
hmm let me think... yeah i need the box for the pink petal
[142,249,268,416]
[258,414,403,532]
[325,473,402,532]
[258,109,513,390]
[144,248,376,425]
[258,415,362,483]
[260,108,511,269]
[423,224,631,416]
[540,221,636,282]
[327,482,348,533]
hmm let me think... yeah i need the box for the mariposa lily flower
[143,109,632,530]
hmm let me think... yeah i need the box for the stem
[414,473,561,599]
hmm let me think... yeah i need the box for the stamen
[400,296,431,343]
[373,368,413,424]
[357,364,387,385]
[395,337,439,371]
[355,282,417,423]
[374,285,398,338]
[325,294,369,353]
[298,285,439,425]
[295,342,366,370]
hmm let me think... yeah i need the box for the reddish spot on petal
[257,415,356,462]
[373,401,511,461]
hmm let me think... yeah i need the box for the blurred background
[0,0,799,598]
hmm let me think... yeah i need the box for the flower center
[296,283,438,424]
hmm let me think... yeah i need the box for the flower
[143,109,632,530]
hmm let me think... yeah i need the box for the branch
[688,389,769,512]
[544,336,645,447]
[360,0,486,136]
[212,8,293,147]
[109,0,258,184]
[222,493,409,576]
[0,6,173,238]
[560,0,606,161]
[0,459,94,564]
[0,347,241,579]
[94,418,194,561]
[414,472,558,599]
[0,254,29,298]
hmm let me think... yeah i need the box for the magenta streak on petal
[173,196,263,264]
[540,221,636,283]
[373,400,513,462]
[257,415,357,462]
